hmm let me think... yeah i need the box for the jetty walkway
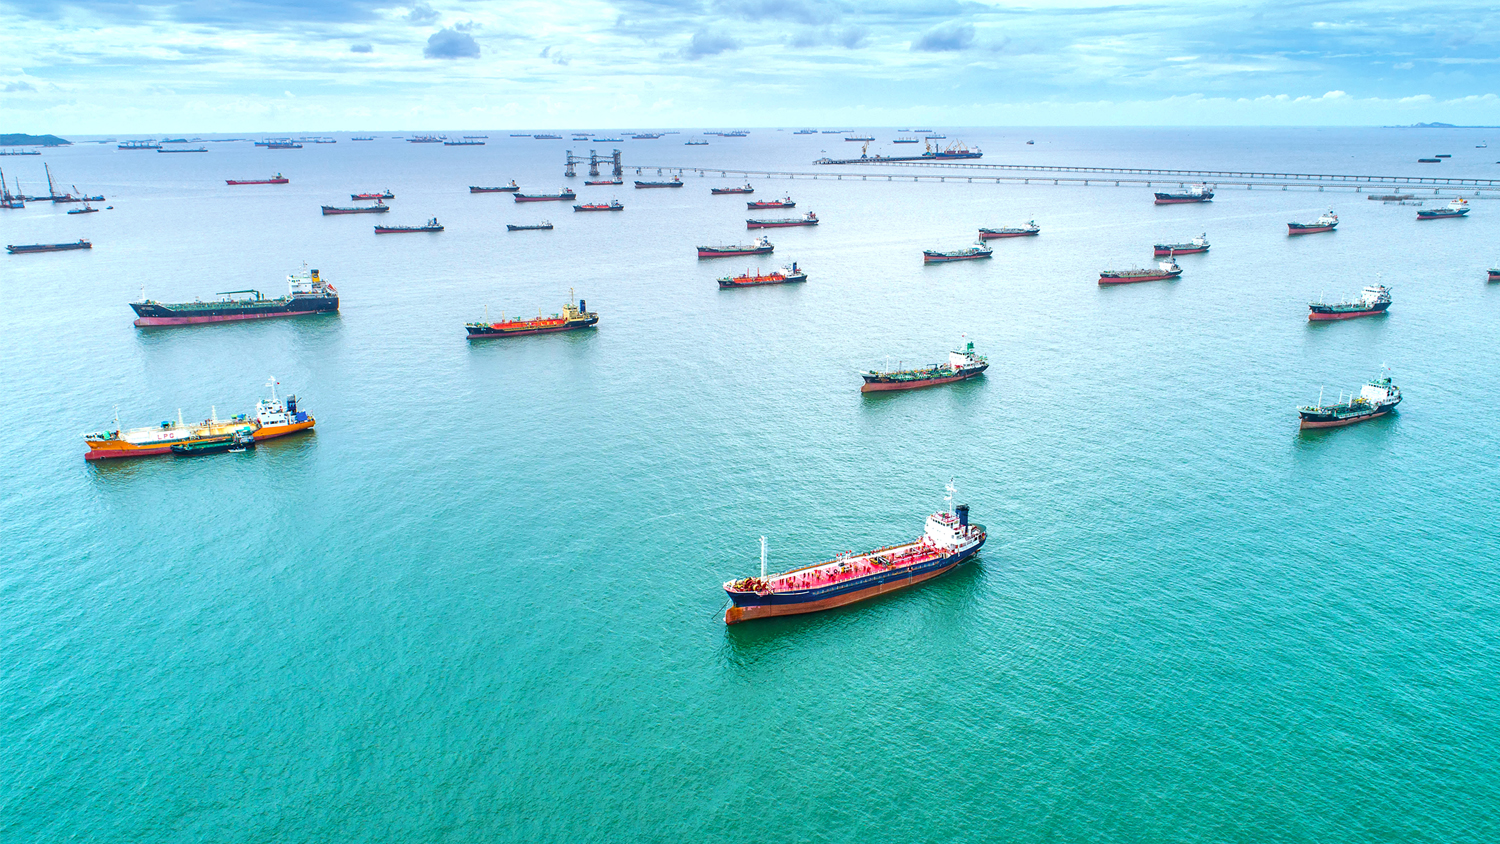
[631,161,1500,195]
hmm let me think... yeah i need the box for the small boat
[470,181,520,193]
[1099,257,1182,284]
[1298,374,1400,429]
[1027,140,1035,145]
[467,292,597,339]
[8,239,92,254]
[171,429,256,456]
[444,139,485,146]
[227,173,288,185]
[351,137,375,141]
[157,147,207,153]
[574,200,624,211]
[794,129,817,134]
[1153,233,1209,255]
[1154,184,1214,204]
[748,197,794,209]
[924,134,947,140]
[634,176,683,188]
[506,222,554,231]
[1417,197,1469,220]
[514,189,576,202]
[595,138,624,143]
[67,202,99,214]
[722,482,985,624]
[698,236,773,258]
[117,140,161,150]
[892,137,920,144]
[685,139,708,146]
[1489,268,1500,283]
[979,221,1040,240]
[1288,211,1338,235]
[711,184,754,195]
[1435,154,1451,158]
[845,135,875,142]
[375,217,443,233]
[321,200,389,215]
[532,134,563,140]
[1417,158,1441,163]
[923,241,993,263]
[717,262,807,287]
[407,135,443,143]
[352,190,394,200]
[861,343,988,392]
[463,135,488,139]
[747,212,817,229]
[265,142,302,149]
[1309,284,1391,321]
[584,178,623,186]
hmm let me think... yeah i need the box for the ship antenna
[266,376,278,403]
[113,405,120,433]
[760,536,767,580]
[945,479,956,518]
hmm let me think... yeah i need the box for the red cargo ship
[226,173,288,185]
[712,184,754,194]
[466,293,597,339]
[860,342,987,391]
[722,483,985,624]
[717,262,806,287]
[1099,258,1182,284]
[585,178,623,186]
[1288,211,1338,235]
[353,190,394,200]
[1308,285,1390,320]
[574,200,624,211]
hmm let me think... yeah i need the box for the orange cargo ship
[83,379,314,460]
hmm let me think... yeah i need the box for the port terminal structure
[564,149,624,178]
[625,159,1500,197]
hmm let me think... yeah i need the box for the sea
[2,128,1499,842]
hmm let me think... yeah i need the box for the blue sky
[1,0,1497,130]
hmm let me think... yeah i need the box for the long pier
[630,163,1500,195]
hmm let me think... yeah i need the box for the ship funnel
[311,269,319,280]
[286,395,297,415]
[956,504,969,528]
[579,298,586,313]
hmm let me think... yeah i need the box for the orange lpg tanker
[83,378,314,460]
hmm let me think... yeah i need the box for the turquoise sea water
[3,128,1500,841]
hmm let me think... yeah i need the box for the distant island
[0,133,71,146]
[1384,122,1500,129]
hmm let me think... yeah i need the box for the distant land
[0,133,70,146]
[1384,122,1500,129]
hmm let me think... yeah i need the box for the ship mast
[760,536,767,580]
[266,376,279,404]
[945,479,956,519]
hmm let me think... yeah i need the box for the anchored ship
[924,241,993,263]
[1298,374,1400,429]
[7,239,91,254]
[1488,267,1500,282]
[634,176,683,188]
[131,267,338,326]
[514,189,576,202]
[466,292,597,339]
[470,181,520,193]
[507,221,554,231]
[1154,233,1209,255]
[83,378,314,460]
[1099,258,1182,285]
[574,200,624,211]
[748,197,795,209]
[353,190,394,200]
[698,236,773,258]
[1417,197,1469,220]
[584,178,623,186]
[322,200,389,215]
[711,184,754,195]
[375,217,442,233]
[118,140,162,150]
[979,221,1040,239]
[717,263,806,288]
[1308,284,1390,321]
[1288,210,1338,234]
[861,341,987,392]
[722,482,985,624]
[227,173,287,185]
[747,212,817,229]
[1154,184,1214,205]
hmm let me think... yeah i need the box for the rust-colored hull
[724,561,957,624]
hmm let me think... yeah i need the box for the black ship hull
[132,296,338,326]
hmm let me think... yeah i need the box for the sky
[0,0,1498,131]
